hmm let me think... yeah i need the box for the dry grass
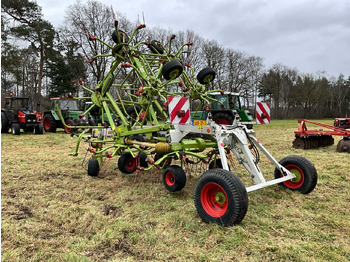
[1,120,349,261]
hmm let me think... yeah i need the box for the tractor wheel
[88,159,100,177]
[88,119,96,126]
[162,165,186,192]
[43,114,57,132]
[194,169,248,226]
[197,67,216,84]
[11,123,20,135]
[118,152,137,174]
[1,112,9,133]
[126,105,147,125]
[213,112,233,125]
[154,152,172,168]
[274,155,317,194]
[208,159,231,170]
[336,139,350,153]
[161,60,183,80]
[149,40,164,54]
[64,119,74,134]
[35,123,44,134]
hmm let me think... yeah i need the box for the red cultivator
[293,119,350,153]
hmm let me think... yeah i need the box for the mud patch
[103,205,122,217]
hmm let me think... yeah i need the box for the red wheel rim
[200,182,228,217]
[126,157,136,171]
[44,118,50,130]
[215,119,230,125]
[65,124,72,133]
[282,164,304,189]
[165,172,175,186]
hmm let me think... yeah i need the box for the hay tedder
[293,119,350,153]
[59,14,318,226]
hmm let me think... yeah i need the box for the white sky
[36,0,350,78]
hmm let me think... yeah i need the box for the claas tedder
[59,12,318,226]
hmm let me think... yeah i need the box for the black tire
[213,112,233,125]
[197,67,216,84]
[126,105,147,125]
[35,123,44,134]
[139,153,148,168]
[336,139,350,153]
[64,119,74,134]
[154,152,172,168]
[1,112,9,133]
[274,155,317,194]
[112,30,129,44]
[118,152,137,174]
[162,165,186,192]
[208,159,230,170]
[43,114,57,132]
[149,40,164,54]
[88,159,100,177]
[161,60,183,80]
[194,169,248,226]
[11,123,20,135]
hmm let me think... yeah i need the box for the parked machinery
[1,94,43,135]
[58,15,318,226]
[293,119,350,153]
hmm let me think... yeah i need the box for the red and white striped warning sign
[167,96,191,125]
[256,102,270,124]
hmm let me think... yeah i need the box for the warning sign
[256,102,270,124]
[167,96,191,125]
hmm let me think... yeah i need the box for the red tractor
[1,94,43,135]
[334,117,350,129]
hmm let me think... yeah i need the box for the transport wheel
[149,40,164,54]
[35,123,44,134]
[336,138,350,153]
[213,112,233,125]
[197,67,216,84]
[1,112,9,133]
[161,60,183,80]
[88,159,100,177]
[162,165,186,192]
[11,123,20,135]
[274,155,317,194]
[154,152,172,168]
[43,114,57,132]
[64,119,74,134]
[118,152,137,174]
[194,169,248,226]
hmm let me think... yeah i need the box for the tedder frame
[58,12,318,226]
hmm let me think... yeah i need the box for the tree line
[2,0,349,119]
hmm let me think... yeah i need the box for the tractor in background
[43,97,90,133]
[1,94,43,135]
[191,92,254,126]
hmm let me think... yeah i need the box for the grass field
[1,119,349,261]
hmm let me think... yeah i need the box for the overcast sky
[36,0,349,78]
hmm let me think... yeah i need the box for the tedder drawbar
[58,13,318,226]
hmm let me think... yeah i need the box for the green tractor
[43,97,90,133]
[191,92,254,126]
